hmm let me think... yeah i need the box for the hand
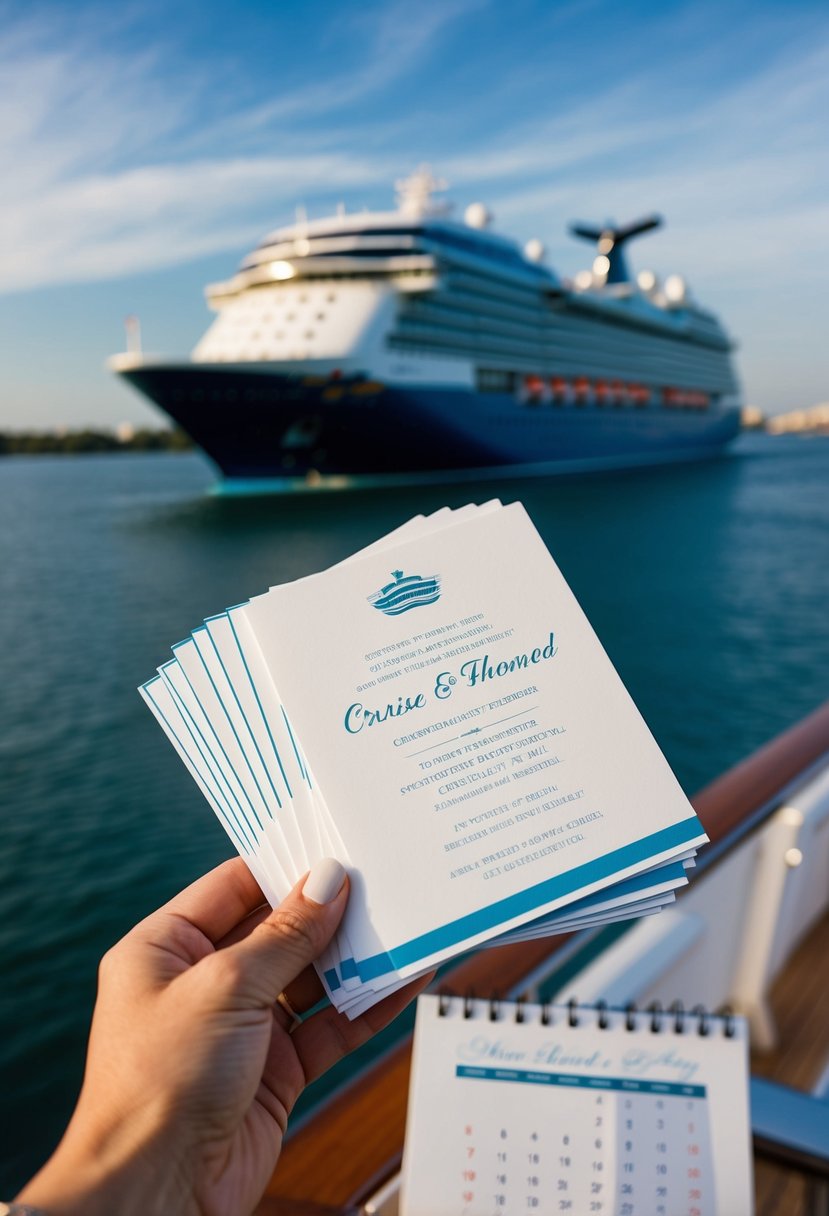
[17,858,432,1216]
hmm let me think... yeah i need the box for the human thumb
[213,858,348,1008]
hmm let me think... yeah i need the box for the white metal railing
[546,758,829,1043]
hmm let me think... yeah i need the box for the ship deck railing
[255,699,829,1216]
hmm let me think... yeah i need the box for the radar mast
[395,165,452,218]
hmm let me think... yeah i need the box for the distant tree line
[0,428,193,455]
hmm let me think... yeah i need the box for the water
[1,435,828,1191]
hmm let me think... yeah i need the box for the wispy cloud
[194,0,484,145]
[1,155,386,289]
[1,0,828,313]
[446,33,829,293]
[0,0,480,293]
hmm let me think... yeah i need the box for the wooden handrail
[692,698,829,860]
[259,700,829,1214]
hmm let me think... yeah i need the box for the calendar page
[400,995,752,1216]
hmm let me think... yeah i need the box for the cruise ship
[110,168,742,489]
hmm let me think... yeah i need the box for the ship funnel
[568,214,662,284]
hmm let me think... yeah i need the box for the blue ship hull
[120,365,741,485]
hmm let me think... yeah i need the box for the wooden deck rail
[257,700,829,1215]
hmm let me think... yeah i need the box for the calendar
[400,995,752,1216]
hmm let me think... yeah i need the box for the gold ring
[276,991,302,1033]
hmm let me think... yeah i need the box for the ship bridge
[194,169,560,367]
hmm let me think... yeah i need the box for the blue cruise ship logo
[369,570,441,616]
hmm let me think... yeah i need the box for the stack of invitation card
[141,501,707,1016]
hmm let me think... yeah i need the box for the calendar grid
[401,995,753,1216]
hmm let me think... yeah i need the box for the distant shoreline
[0,428,193,456]
[2,425,825,463]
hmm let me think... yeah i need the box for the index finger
[159,857,268,944]
[289,971,435,1085]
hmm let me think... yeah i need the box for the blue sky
[1,0,827,427]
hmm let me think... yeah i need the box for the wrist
[15,1097,194,1216]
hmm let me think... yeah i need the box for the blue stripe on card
[281,707,309,784]
[157,663,261,850]
[190,627,276,822]
[164,651,265,833]
[204,621,283,811]
[525,860,686,926]
[226,608,294,800]
[142,679,255,855]
[353,817,704,981]
[340,957,359,981]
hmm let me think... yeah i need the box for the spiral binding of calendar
[436,992,736,1037]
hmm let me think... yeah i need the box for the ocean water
[1,435,828,1191]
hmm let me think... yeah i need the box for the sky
[1,0,827,428]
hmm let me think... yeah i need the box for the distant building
[741,405,766,430]
[766,404,829,435]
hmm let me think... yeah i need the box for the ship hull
[119,364,741,485]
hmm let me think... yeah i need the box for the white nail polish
[303,857,346,905]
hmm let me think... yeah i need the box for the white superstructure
[188,167,736,403]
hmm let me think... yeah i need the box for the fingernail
[303,858,347,905]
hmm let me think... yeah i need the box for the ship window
[327,292,336,302]
[286,313,296,321]
[316,313,325,321]
[476,368,516,393]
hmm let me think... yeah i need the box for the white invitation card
[141,502,707,1014]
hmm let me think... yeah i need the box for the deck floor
[751,910,829,1216]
